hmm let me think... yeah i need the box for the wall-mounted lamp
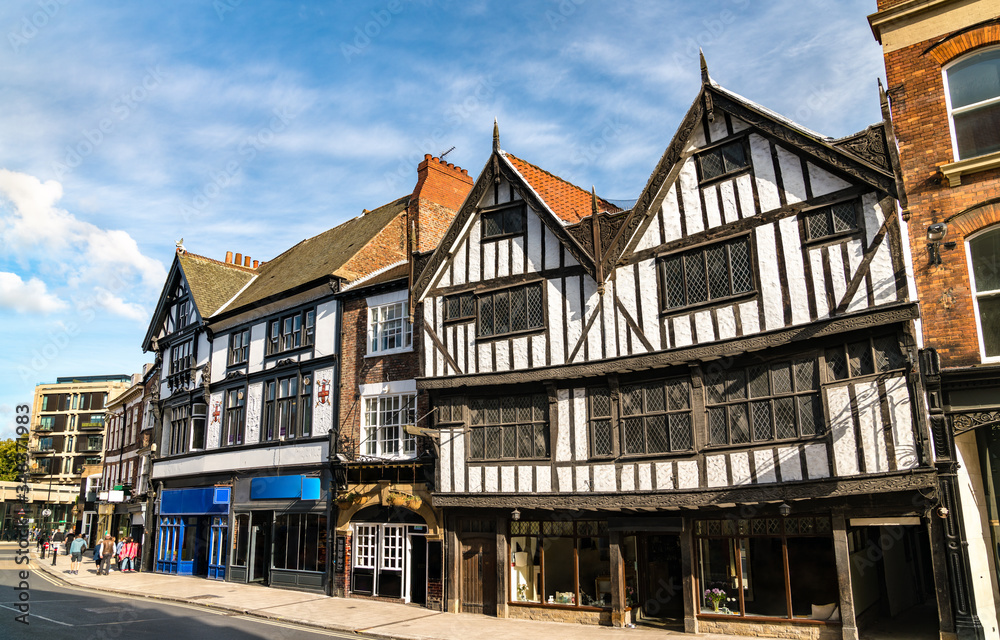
[511,508,521,521]
[778,502,791,517]
[927,222,957,265]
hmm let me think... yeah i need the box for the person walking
[50,529,65,566]
[68,535,87,575]
[124,537,139,572]
[94,536,103,571]
[98,535,116,575]
[38,530,48,559]
[118,537,131,572]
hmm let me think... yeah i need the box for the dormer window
[944,47,1000,160]
[696,138,751,182]
[481,202,526,240]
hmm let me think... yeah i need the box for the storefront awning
[250,475,321,501]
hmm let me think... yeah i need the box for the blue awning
[160,487,230,515]
[250,475,321,501]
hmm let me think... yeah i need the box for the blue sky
[0,0,886,440]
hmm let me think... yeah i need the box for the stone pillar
[610,531,626,627]
[447,518,461,613]
[496,515,508,619]
[831,512,859,640]
[680,522,698,634]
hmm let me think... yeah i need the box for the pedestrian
[94,536,103,570]
[115,536,125,566]
[118,537,131,572]
[99,535,116,575]
[68,534,87,575]
[38,530,49,559]
[50,529,66,566]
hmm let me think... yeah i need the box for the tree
[0,438,28,482]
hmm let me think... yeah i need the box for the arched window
[945,47,1000,160]
[969,226,1000,359]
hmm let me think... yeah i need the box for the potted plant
[704,588,727,613]
[387,491,421,510]
[334,491,361,506]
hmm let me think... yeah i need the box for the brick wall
[882,19,1000,367]
[409,154,474,253]
[333,531,351,597]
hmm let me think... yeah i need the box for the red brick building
[871,1,1000,638]
[330,155,472,609]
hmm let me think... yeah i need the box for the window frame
[966,226,1000,362]
[467,392,550,462]
[266,308,316,357]
[943,46,1000,162]
[362,392,417,459]
[168,405,190,456]
[222,387,247,447]
[615,377,694,457]
[228,328,250,366]
[694,136,752,185]
[367,300,413,356]
[480,201,527,241]
[476,281,546,341]
[443,291,476,324]
[705,357,824,447]
[801,198,862,244]
[658,234,756,314]
[824,334,908,381]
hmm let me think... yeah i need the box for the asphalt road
[0,546,354,639]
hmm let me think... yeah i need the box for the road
[0,545,354,639]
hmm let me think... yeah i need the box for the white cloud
[0,169,166,319]
[0,272,68,314]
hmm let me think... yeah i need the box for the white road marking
[0,602,73,626]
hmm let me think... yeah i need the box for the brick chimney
[408,154,474,253]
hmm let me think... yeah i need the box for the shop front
[228,473,328,594]
[155,486,230,577]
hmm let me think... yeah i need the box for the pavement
[15,543,760,640]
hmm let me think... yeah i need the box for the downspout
[327,276,343,597]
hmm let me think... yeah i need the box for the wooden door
[460,536,496,615]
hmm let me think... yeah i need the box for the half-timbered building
[412,64,953,639]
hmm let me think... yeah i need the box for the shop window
[231,514,250,567]
[944,47,1000,160]
[468,393,548,461]
[825,334,907,381]
[273,513,327,573]
[695,516,838,619]
[509,520,610,608]
[969,227,1000,359]
[363,393,416,458]
[660,236,754,311]
[368,301,412,355]
[477,282,544,339]
[706,358,822,445]
[697,138,751,182]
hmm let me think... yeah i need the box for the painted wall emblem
[317,380,330,406]
[211,400,222,425]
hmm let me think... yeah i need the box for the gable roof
[415,71,897,300]
[222,195,409,313]
[504,154,620,224]
[178,251,256,317]
[141,250,255,350]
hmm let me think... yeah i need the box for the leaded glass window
[804,200,859,241]
[589,387,614,458]
[697,139,751,182]
[825,334,906,381]
[468,393,548,461]
[620,378,692,455]
[660,236,754,310]
[444,291,476,323]
[706,358,822,445]
[477,283,544,338]
[481,202,526,239]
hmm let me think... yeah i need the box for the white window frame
[943,46,1000,162]
[353,524,378,569]
[362,393,417,460]
[366,290,412,356]
[966,225,1000,363]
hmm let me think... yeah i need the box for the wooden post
[680,523,698,634]
[927,514,957,639]
[831,511,859,640]
[448,518,461,613]
[610,531,626,627]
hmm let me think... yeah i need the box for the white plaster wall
[885,375,918,469]
[312,367,334,437]
[703,184,723,229]
[730,451,752,485]
[756,223,784,331]
[654,462,673,490]
[468,465,482,493]
[468,222,482,283]
[738,301,760,335]
[593,464,615,492]
[719,180,739,224]
[207,390,224,450]
[565,276,583,364]
[663,184,683,242]
[638,463,653,491]
[808,162,851,197]
[557,466,572,492]
[535,465,551,492]
[679,160,704,235]
[248,322,266,374]
[547,279,565,364]
[526,213,542,273]
[582,278,601,362]
[778,446,803,481]
[211,333,228,383]
[677,460,699,489]
[572,389,587,460]
[854,380,889,473]
[485,466,499,492]
[620,464,635,492]
[828,385,858,476]
[707,456,727,487]
[754,449,777,484]
[314,300,338,358]
[555,388,572,462]
[779,216,810,325]
[717,306,737,340]
[735,173,756,219]
[749,134,781,213]
[152,441,329,479]
[452,425,466,492]
[804,443,831,479]
[809,248,830,318]
[776,146,806,204]
[955,432,1000,640]
[636,260,661,351]
[245,381,262,443]
[439,428,453,492]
